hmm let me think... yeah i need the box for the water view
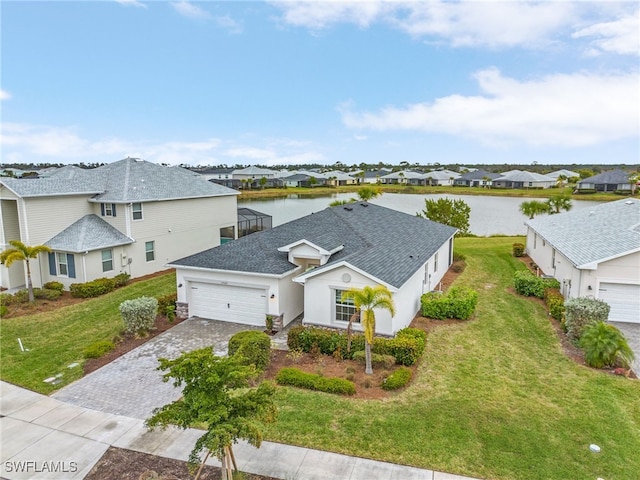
[238,193,603,236]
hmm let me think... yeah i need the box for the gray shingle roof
[171,203,457,288]
[495,170,552,182]
[459,170,501,181]
[0,158,239,201]
[526,199,640,268]
[45,215,134,253]
[578,169,632,185]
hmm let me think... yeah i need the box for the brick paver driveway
[52,318,267,419]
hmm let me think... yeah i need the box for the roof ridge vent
[343,206,353,211]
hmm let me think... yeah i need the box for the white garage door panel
[190,282,267,325]
[598,283,640,324]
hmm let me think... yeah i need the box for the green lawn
[263,237,640,480]
[0,272,176,394]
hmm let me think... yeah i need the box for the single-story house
[525,199,640,324]
[323,170,360,186]
[232,166,278,180]
[379,170,423,185]
[170,203,457,336]
[454,170,501,187]
[422,170,460,186]
[545,169,580,183]
[493,170,554,189]
[576,170,635,194]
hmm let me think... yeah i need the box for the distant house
[0,158,239,290]
[232,166,278,180]
[379,170,423,185]
[545,169,580,182]
[360,169,390,184]
[422,170,460,186]
[576,170,635,194]
[525,199,640,323]
[198,167,235,181]
[493,170,554,189]
[454,170,501,187]
[280,173,327,188]
[323,170,359,186]
[170,202,457,334]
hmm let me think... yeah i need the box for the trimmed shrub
[83,340,115,359]
[43,281,64,292]
[544,289,565,321]
[70,277,116,298]
[421,286,478,320]
[382,366,413,391]
[512,243,525,257]
[228,330,271,372]
[114,272,131,288]
[352,351,396,369]
[286,326,348,358]
[276,367,355,395]
[565,297,610,342]
[157,292,177,312]
[0,305,8,317]
[0,292,15,306]
[165,305,176,322]
[514,271,560,298]
[39,288,63,300]
[580,321,635,368]
[13,289,30,303]
[120,296,158,336]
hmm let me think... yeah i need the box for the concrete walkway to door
[52,318,284,419]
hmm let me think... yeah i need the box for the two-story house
[0,158,239,290]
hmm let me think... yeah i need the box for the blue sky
[1,1,638,167]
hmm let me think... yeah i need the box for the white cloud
[171,1,211,20]
[215,15,243,34]
[0,90,11,101]
[340,69,639,147]
[572,10,640,56]
[271,1,578,48]
[115,0,147,8]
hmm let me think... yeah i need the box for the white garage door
[598,283,640,324]
[189,282,267,326]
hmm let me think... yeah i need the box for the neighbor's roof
[495,170,553,182]
[422,170,460,180]
[380,170,424,180]
[45,214,134,253]
[545,169,580,180]
[578,169,632,185]
[232,166,277,176]
[458,170,501,180]
[0,158,239,201]
[526,198,640,268]
[171,202,457,289]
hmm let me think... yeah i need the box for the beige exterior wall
[21,196,93,246]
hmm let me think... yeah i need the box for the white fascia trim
[168,263,301,279]
[293,260,398,292]
[577,246,640,270]
[277,239,343,256]
[88,192,240,204]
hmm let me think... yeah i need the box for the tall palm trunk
[364,341,373,375]
[25,259,35,303]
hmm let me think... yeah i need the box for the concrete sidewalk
[0,381,479,480]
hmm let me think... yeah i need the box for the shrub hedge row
[513,271,560,298]
[276,367,356,395]
[564,297,610,342]
[228,330,271,372]
[421,286,478,320]
[544,289,565,322]
[83,340,115,359]
[286,326,426,366]
[382,366,413,391]
[70,278,116,298]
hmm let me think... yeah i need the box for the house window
[552,249,556,269]
[145,241,155,262]
[335,289,358,323]
[101,203,117,217]
[534,234,537,249]
[102,249,113,272]
[57,252,68,276]
[220,226,235,245]
[434,252,439,273]
[132,203,143,220]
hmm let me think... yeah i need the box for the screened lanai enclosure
[237,208,272,238]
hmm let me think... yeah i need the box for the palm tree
[341,286,396,374]
[546,194,573,214]
[357,186,381,202]
[0,240,52,302]
[519,200,549,219]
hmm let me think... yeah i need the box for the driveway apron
[52,318,264,419]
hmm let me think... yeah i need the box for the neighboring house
[170,202,457,335]
[237,208,272,238]
[454,170,501,187]
[0,158,239,290]
[379,170,423,184]
[280,173,328,188]
[198,167,235,181]
[545,169,580,182]
[422,170,460,186]
[576,170,635,194]
[323,170,359,186]
[360,169,390,184]
[493,170,554,189]
[525,199,640,324]
[232,166,278,180]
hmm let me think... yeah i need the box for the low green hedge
[43,281,64,292]
[382,366,413,391]
[114,272,131,288]
[83,340,115,359]
[514,271,560,298]
[544,289,565,322]
[276,367,355,395]
[421,286,478,320]
[287,326,427,365]
[70,277,116,298]
[352,351,396,369]
[228,330,271,372]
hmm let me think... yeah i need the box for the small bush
[580,321,635,368]
[114,272,131,288]
[421,286,478,320]
[565,297,610,342]
[452,251,466,262]
[352,351,396,369]
[165,305,176,322]
[0,292,15,306]
[514,271,560,298]
[0,305,8,317]
[13,289,30,303]
[276,368,356,395]
[512,243,525,257]
[120,296,158,336]
[451,263,465,273]
[43,281,64,292]
[157,292,177,312]
[544,289,565,321]
[228,330,271,372]
[70,277,116,298]
[382,366,413,391]
[83,340,115,359]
